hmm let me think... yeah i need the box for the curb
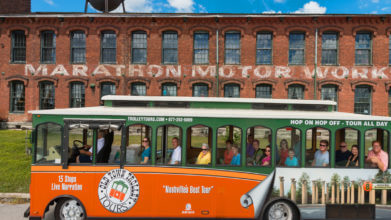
[0,193,30,199]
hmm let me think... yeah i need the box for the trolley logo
[98,169,140,213]
[182,203,195,214]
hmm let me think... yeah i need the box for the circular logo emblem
[98,169,140,213]
[363,181,373,192]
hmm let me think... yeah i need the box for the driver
[77,130,105,163]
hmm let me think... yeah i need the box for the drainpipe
[216,30,219,97]
[314,28,318,99]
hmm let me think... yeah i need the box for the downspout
[216,30,219,97]
[314,28,318,99]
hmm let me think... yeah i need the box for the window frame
[192,83,209,97]
[39,81,55,110]
[224,83,240,98]
[288,84,305,99]
[40,30,56,64]
[131,82,147,96]
[9,80,25,113]
[131,31,148,64]
[193,31,209,65]
[321,84,338,110]
[70,30,86,64]
[288,32,305,65]
[162,31,178,65]
[100,30,117,64]
[255,84,272,98]
[255,32,273,65]
[100,82,116,99]
[10,30,26,63]
[354,85,372,115]
[69,82,85,108]
[224,31,241,65]
[321,32,339,66]
[161,82,177,96]
[355,32,372,66]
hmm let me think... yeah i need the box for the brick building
[1,3,391,124]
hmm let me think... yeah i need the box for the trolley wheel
[262,199,300,220]
[54,198,86,220]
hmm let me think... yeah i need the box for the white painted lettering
[253,66,272,78]
[331,66,349,79]
[147,65,163,77]
[275,66,291,78]
[129,65,145,77]
[93,65,112,76]
[239,66,252,78]
[219,66,235,78]
[192,66,216,77]
[352,68,368,79]
[25,64,48,76]
[51,65,69,76]
[112,65,125,76]
[72,65,88,76]
[371,67,389,79]
[166,65,181,77]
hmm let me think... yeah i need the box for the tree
[374,170,391,183]
[342,176,350,187]
[331,173,341,184]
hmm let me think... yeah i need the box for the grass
[0,130,31,193]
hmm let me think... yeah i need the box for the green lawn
[0,130,31,193]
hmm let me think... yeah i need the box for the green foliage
[331,173,341,184]
[374,170,391,183]
[0,130,31,193]
[342,176,350,186]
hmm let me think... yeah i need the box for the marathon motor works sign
[24,64,391,80]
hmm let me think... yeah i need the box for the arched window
[246,126,271,167]
[288,84,304,99]
[354,85,372,115]
[101,30,116,64]
[10,80,25,113]
[39,81,55,110]
[156,125,182,165]
[306,127,330,167]
[321,84,338,110]
[276,127,301,167]
[187,125,212,165]
[224,83,240,98]
[255,84,272,98]
[335,128,359,167]
[101,82,116,98]
[69,82,85,108]
[131,31,147,64]
[131,82,146,96]
[192,83,209,97]
[11,30,26,63]
[217,125,242,166]
[162,83,177,96]
[365,129,389,170]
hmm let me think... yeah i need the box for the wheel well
[260,197,301,220]
[44,195,87,218]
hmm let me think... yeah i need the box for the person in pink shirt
[366,141,388,171]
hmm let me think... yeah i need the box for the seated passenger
[336,141,352,166]
[248,140,263,165]
[346,145,359,167]
[366,141,388,171]
[230,145,241,166]
[246,135,255,158]
[169,137,181,165]
[78,130,105,163]
[278,139,289,166]
[196,143,211,165]
[312,140,329,167]
[260,146,271,166]
[223,140,234,165]
[140,137,151,164]
[285,149,299,166]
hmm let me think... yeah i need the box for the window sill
[9,111,25,114]
[10,61,26,64]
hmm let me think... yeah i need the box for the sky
[32,0,391,14]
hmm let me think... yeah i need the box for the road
[2,202,391,220]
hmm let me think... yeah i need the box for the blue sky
[32,0,391,14]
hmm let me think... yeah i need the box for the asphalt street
[1,202,391,220]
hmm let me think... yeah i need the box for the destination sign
[290,120,389,127]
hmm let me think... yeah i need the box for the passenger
[260,146,271,166]
[285,149,299,167]
[223,140,234,165]
[246,135,255,158]
[278,139,289,166]
[169,137,181,165]
[336,141,352,166]
[292,134,301,160]
[230,145,241,166]
[140,137,151,164]
[196,143,211,165]
[250,139,263,165]
[78,130,105,163]
[346,145,359,167]
[312,140,329,167]
[366,141,388,171]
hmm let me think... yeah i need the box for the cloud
[294,1,326,14]
[198,4,208,13]
[44,0,54,6]
[112,0,153,13]
[262,10,282,14]
[167,0,194,13]
[274,0,285,3]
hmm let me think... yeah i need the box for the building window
[131,82,146,96]
[321,84,338,110]
[10,81,25,113]
[255,84,272,98]
[162,83,177,96]
[131,31,147,64]
[225,32,241,64]
[101,31,116,64]
[193,32,209,64]
[11,30,26,63]
[70,31,86,64]
[40,31,56,63]
[288,84,304,99]
[355,32,372,65]
[224,83,240,97]
[70,82,85,108]
[289,33,305,65]
[192,83,208,97]
[256,33,272,65]
[354,85,371,115]
[39,81,55,110]
[162,31,178,64]
[321,32,338,65]
[101,82,116,98]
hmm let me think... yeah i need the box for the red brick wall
[0,0,30,14]
[0,15,391,122]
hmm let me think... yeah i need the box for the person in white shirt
[78,130,105,163]
[169,137,181,165]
